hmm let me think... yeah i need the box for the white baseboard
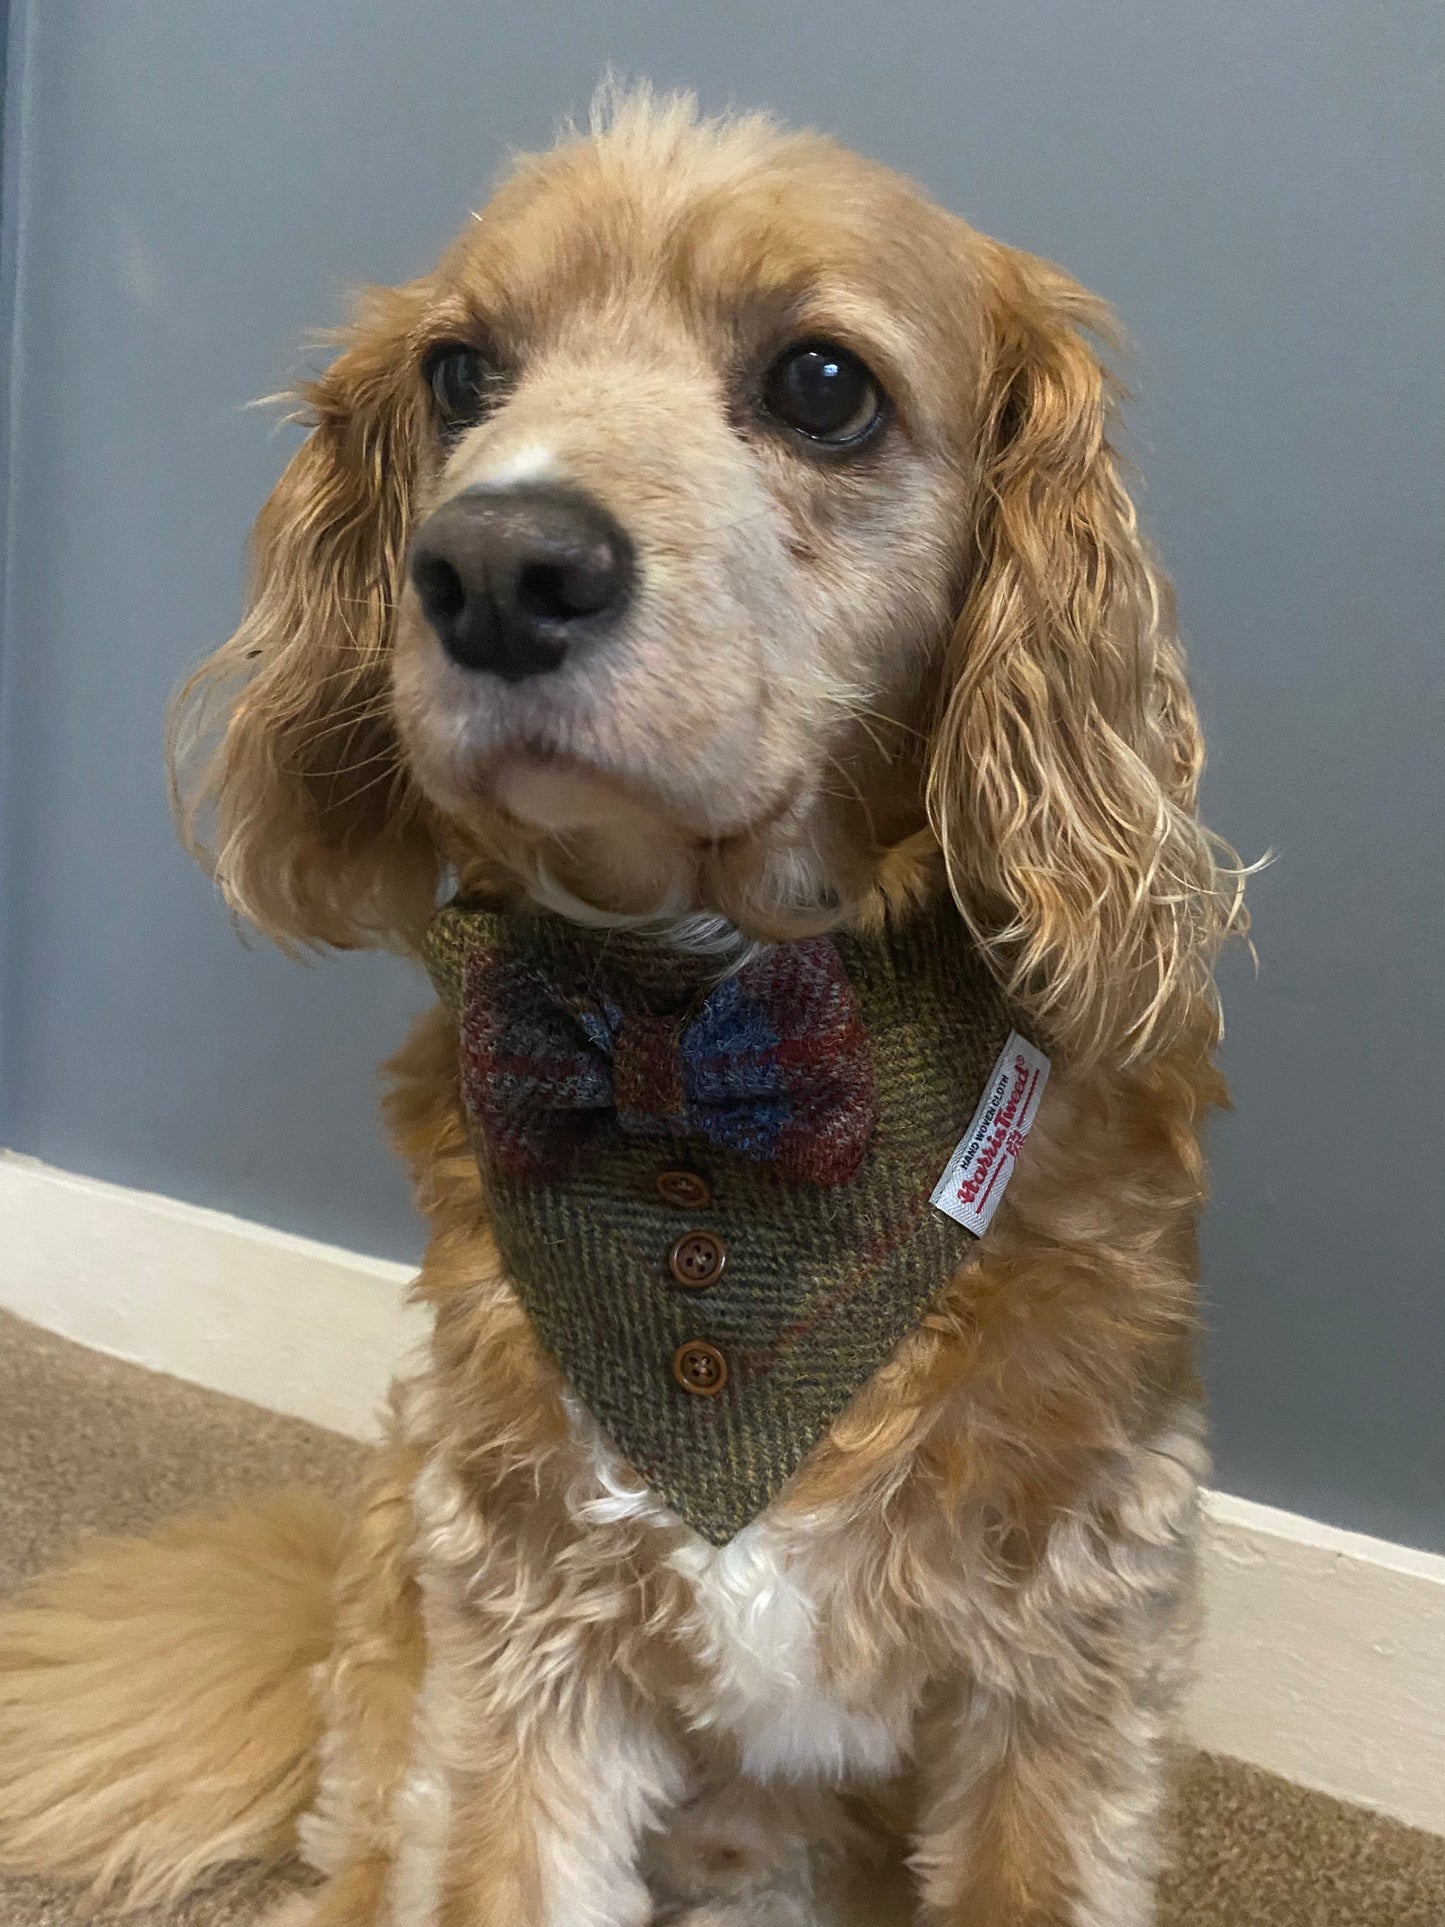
[1192,1488,1445,1834]
[2,1149,1442,1836]
[0,1150,428,1440]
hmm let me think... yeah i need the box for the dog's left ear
[927,242,1239,1067]
[168,290,438,952]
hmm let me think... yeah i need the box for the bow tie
[456,935,878,1188]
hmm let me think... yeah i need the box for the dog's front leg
[908,1418,1204,1925]
[421,1674,683,1927]
[909,1674,1171,1927]
[391,1466,683,1927]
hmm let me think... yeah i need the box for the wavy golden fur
[3,87,1243,1927]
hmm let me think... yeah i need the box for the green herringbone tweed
[425,896,1017,1543]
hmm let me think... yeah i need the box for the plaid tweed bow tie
[457,935,879,1188]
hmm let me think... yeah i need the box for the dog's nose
[408,484,633,681]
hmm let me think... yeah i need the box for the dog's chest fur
[573,1408,923,1782]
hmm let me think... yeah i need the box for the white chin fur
[493,757,659,837]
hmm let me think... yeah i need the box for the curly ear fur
[168,289,438,951]
[928,244,1243,1068]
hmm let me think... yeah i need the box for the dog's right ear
[169,288,438,951]
[926,242,1243,1067]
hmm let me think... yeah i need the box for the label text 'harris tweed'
[930,1032,1051,1234]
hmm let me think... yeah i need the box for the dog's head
[172,88,1236,1065]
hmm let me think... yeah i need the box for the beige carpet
[2,1308,1443,1926]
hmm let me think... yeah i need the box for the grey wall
[1,2,1441,1550]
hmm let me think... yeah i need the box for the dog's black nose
[408,484,633,681]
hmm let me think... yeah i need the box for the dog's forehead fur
[424,104,984,435]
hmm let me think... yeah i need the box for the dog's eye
[425,343,495,432]
[762,341,883,447]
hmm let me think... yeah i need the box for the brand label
[930,1031,1051,1235]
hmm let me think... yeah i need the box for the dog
[0,86,1243,1927]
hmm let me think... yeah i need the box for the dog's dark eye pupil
[427,345,490,430]
[764,343,880,445]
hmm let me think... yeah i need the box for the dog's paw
[252,1896,320,1927]
[646,1778,880,1927]
[646,1779,821,1922]
[661,1897,820,1927]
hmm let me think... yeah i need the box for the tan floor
[2,1308,1443,1926]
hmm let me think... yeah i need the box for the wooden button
[656,1168,712,1210]
[673,1340,728,1397]
[668,1229,727,1289]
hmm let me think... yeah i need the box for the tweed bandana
[424,894,1022,1543]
